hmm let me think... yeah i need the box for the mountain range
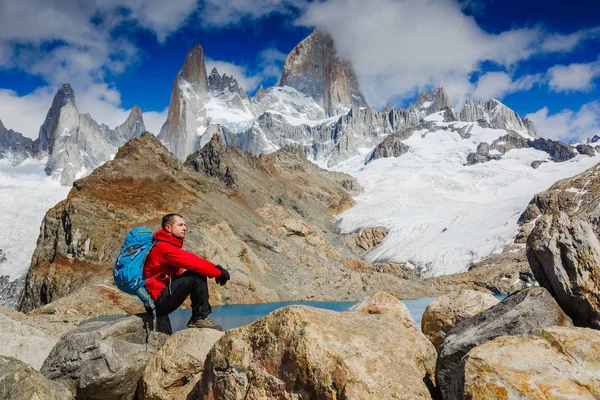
[1,29,550,186]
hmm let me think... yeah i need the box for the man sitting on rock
[143,213,230,330]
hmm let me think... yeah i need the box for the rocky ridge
[458,98,538,138]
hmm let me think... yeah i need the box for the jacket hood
[154,229,184,248]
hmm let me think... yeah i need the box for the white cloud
[295,0,599,108]
[199,0,304,27]
[469,71,543,101]
[547,61,600,92]
[541,27,600,53]
[526,102,600,142]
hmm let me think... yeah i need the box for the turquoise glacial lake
[169,297,438,333]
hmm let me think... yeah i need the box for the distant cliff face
[279,30,368,117]
[415,87,452,116]
[159,45,254,160]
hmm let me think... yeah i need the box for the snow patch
[333,120,599,277]
[0,159,70,283]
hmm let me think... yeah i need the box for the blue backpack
[113,227,157,328]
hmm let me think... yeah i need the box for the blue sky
[0,0,598,142]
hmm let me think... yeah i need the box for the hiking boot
[187,316,222,331]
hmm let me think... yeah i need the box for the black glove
[215,265,230,286]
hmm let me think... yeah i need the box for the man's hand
[215,265,230,286]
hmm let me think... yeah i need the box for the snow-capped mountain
[279,29,368,117]
[43,87,146,185]
[0,120,34,166]
[159,31,424,166]
[0,84,146,185]
[158,45,256,159]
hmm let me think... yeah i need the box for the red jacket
[143,229,222,300]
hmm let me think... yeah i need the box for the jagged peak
[53,83,76,108]
[124,105,143,125]
[0,119,5,131]
[180,44,208,89]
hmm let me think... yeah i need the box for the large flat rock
[196,292,437,399]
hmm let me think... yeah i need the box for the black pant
[153,271,212,319]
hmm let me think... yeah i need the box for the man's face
[165,216,187,240]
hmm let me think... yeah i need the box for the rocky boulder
[196,293,437,399]
[0,306,61,370]
[576,143,596,157]
[529,137,577,162]
[342,226,389,253]
[456,327,600,399]
[139,328,224,400]
[436,287,573,399]
[525,163,600,328]
[421,290,499,349]
[41,314,171,400]
[466,142,501,165]
[0,355,74,400]
[367,129,413,163]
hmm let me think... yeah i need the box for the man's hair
[162,213,184,230]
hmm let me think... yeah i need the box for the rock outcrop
[428,246,535,295]
[41,314,171,399]
[421,290,499,349]
[0,355,74,400]
[457,327,600,399]
[0,120,34,166]
[525,162,600,328]
[459,99,538,138]
[528,137,577,162]
[139,328,224,400]
[436,287,573,399]
[416,87,452,116]
[367,129,413,162]
[0,306,60,370]
[196,293,437,399]
[279,29,368,116]
[576,143,595,157]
